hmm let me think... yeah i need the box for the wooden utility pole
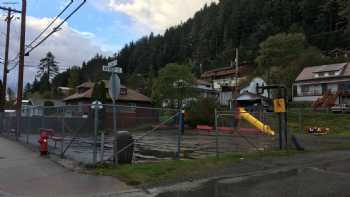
[231,48,239,108]
[15,0,26,139]
[0,6,20,111]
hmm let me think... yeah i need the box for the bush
[185,97,219,128]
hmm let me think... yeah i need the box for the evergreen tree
[91,81,107,103]
[37,52,59,81]
[23,83,31,99]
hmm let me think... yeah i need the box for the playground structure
[239,108,275,136]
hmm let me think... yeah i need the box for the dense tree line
[27,0,350,100]
[116,0,350,76]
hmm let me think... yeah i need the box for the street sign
[109,73,121,101]
[91,100,103,109]
[108,59,118,67]
[103,66,123,73]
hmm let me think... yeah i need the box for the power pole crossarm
[0,6,21,13]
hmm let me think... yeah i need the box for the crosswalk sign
[274,99,286,113]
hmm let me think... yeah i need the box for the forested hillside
[26,0,350,99]
[117,0,350,75]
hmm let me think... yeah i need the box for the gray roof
[295,62,350,82]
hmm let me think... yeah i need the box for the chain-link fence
[1,105,348,165]
[211,109,279,156]
[287,108,350,151]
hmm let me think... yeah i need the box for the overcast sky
[0,0,218,89]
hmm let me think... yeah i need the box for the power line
[26,0,73,51]
[8,0,74,65]
[25,0,87,56]
[8,0,86,72]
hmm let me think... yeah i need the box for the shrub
[185,97,219,128]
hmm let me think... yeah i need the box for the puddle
[156,167,350,197]
[156,169,298,197]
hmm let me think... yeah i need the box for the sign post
[91,100,103,165]
[103,60,122,165]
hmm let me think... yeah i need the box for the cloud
[104,0,218,33]
[0,16,109,89]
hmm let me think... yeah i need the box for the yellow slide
[239,108,275,136]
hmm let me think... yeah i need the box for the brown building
[64,81,156,129]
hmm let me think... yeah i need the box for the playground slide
[239,108,275,136]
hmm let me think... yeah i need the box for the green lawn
[287,109,350,136]
[95,150,300,186]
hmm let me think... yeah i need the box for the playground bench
[196,125,213,132]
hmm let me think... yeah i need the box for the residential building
[64,81,151,106]
[193,79,218,98]
[63,81,154,129]
[201,65,254,106]
[293,62,350,104]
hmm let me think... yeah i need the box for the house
[63,81,154,129]
[193,79,218,98]
[235,77,271,110]
[64,81,151,106]
[293,62,350,104]
[58,87,73,97]
[21,96,65,116]
[201,65,254,106]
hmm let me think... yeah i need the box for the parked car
[331,104,350,113]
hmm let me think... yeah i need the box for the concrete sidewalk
[0,137,131,197]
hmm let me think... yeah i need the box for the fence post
[100,131,105,163]
[93,105,98,166]
[41,106,44,129]
[215,109,219,158]
[26,112,29,144]
[298,108,304,133]
[113,101,118,165]
[60,106,65,158]
[176,111,184,160]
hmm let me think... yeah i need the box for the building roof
[201,65,254,79]
[195,79,211,86]
[295,62,350,82]
[64,81,151,103]
[313,63,346,73]
[236,91,268,101]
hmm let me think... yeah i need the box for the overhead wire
[8,0,74,65]
[8,0,86,72]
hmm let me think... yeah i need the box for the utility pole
[231,48,239,108]
[0,6,20,111]
[2,9,13,111]
[235,48,239,97]
[15,0,26,139]
[233,48,239,133]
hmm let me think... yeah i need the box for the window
[301,86,309,93]
[120,88,128,95]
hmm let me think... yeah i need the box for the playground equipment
[239,108,275,136]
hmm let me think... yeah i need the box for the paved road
[0,137,131,197]
[154,151,350,197]
[115,150,350,197]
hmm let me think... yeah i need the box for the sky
[0,0,218,89]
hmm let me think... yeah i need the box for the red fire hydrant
[38,131,49,156]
